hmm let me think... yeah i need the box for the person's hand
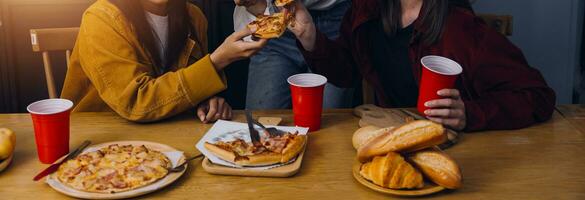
[234,0,267,16]
[283,1,317,51]
[210,28,268,71]
[197,97,233,123]
[423,89,467,131]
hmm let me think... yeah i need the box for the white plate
[46,141,187,199]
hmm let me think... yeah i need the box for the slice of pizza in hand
[274,0,295,7]
[247,12,288,39]
[204,131,307,167]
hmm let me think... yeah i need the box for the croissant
[360,152,424,189]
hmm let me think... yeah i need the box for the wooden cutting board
[353,104,459,149]
[201,146,305,178]
[201,117,306,178]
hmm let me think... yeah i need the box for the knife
[33,140,91,181]
[399,109,459,150]
[245,110,263,147]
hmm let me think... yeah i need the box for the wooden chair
[30,27,79,98]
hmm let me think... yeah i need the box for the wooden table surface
[557,104,585,134]
[0,109,584,199]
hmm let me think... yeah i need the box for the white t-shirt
[145,11,169,67]
[233,0,345,33]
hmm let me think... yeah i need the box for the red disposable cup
[27,99,73,164]
[417,56,463,116]
[288,73,327,132]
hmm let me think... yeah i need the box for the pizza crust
[281,134,306,163]
[275,0,295,7]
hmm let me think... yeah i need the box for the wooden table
[1,109,584,199]
[557,104,585,134]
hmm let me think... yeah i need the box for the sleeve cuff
[180,54,228,106]
[463,100,487,132]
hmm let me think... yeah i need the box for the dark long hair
[378,0,451,45]
[109,0,190,73]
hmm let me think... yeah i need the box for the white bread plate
[46,141,186,199]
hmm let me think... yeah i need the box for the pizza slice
[274,0,295,7]
[204,132,307,166]
[247,12,289,39]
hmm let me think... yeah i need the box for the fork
[168,154,204,173]
[251,118,285,137]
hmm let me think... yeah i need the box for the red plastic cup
[27,99,73,164]
[417,56,463,116]
[288,73,328,132]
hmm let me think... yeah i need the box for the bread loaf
[357,120,446,163]
[408,147,462,189]
[352,126,393,150]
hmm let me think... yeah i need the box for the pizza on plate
[55,144,171,194]
[204,131,306,166]
[247,12,293,39]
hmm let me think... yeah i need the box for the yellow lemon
[0,128,15,160]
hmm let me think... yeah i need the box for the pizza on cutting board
[55,144,171,193]
[204,131,306,166]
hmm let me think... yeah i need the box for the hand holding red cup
[417,56,466,130]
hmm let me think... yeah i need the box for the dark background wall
[0,0,584,113]
[472,0,585,104]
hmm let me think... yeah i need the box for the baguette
[357,120,446,163]
[408,147,462,189]
[352,126,394,150]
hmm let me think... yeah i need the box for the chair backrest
[362,80,376,105]
[30,27,79,98]
[477,14,513,36]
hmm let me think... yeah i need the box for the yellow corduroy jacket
[61,0,226,122]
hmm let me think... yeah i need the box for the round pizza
[55,144,171,193]
[204,131,306,167]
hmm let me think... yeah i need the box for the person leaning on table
[287,0,556,131]
[61,0,268,123]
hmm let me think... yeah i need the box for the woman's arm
[464,25,556,131]
[77,11,227,122]
[288,1,358,88]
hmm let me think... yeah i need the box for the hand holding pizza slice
[246,0,296,39]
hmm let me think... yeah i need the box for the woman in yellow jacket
[61,0,267,122]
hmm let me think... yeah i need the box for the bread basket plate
[0,154,13,173]
[46,141,187,199]
[352,160,445,196]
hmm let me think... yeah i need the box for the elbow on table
[533,87,557,123]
